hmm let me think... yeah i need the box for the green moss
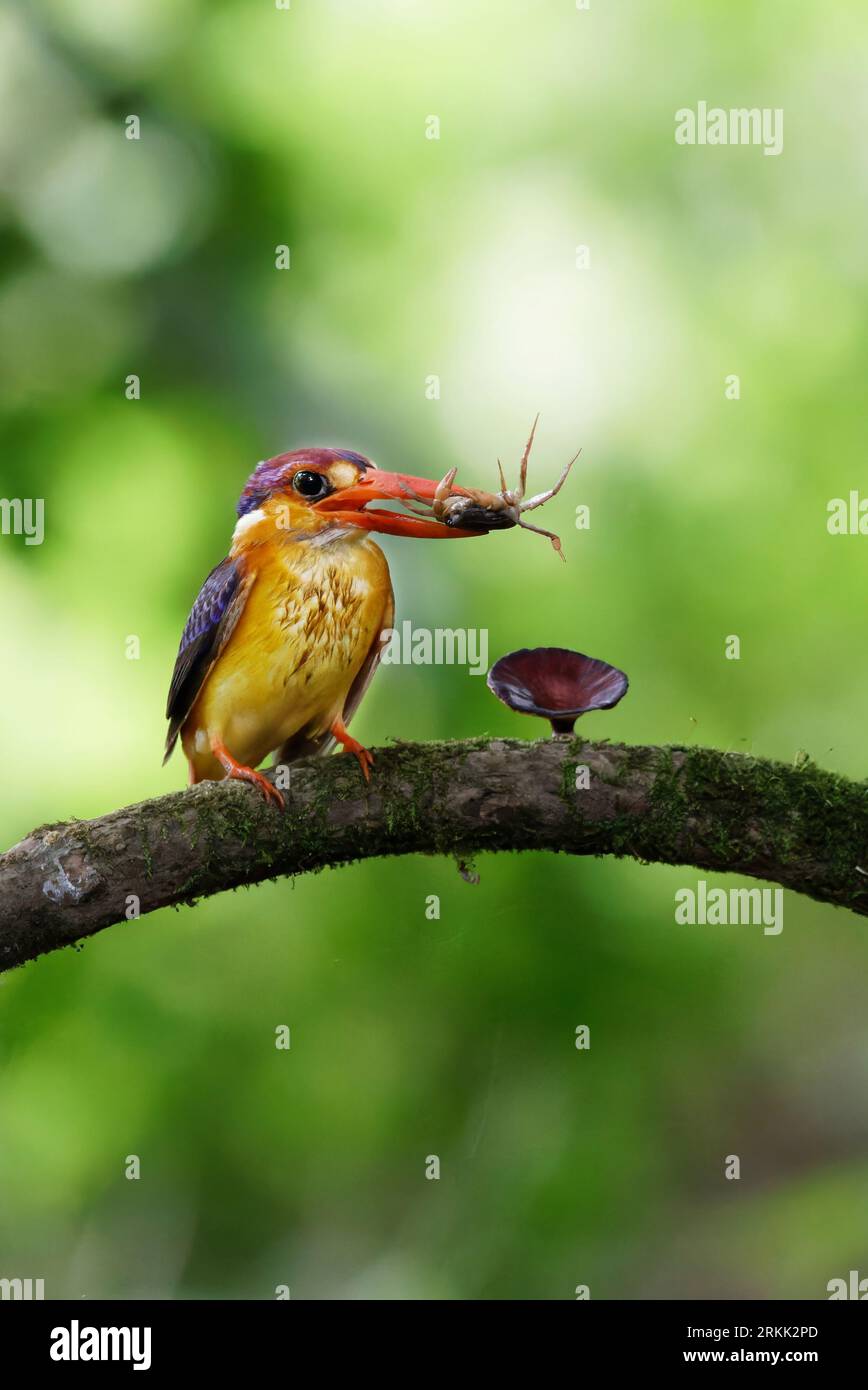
[138,818,154,881]
[154,738,868,920]
[679,745,868,887]
[558,735,588,815]
[642,747,690,861]
[552,739,867,900]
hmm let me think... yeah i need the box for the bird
[163,447,482,808]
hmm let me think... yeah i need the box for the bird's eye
[292,470,330,499]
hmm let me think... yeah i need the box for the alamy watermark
[380,622,488,676]
[675,102,783,157]
[50,1321,151,1371]
[675,879,783,936]
[0,1276,44,1299]
[0,498,44,545]
[827,491,868,535]
[828,1269,868,1299]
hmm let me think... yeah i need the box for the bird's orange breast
[182,530,392,779]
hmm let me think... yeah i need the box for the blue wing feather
[163,558,248,762]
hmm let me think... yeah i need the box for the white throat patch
[232,508,266,541]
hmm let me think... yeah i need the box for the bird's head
[235,447,481,541]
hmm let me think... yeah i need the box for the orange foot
[330,716,375,783]
[210,736,285,810]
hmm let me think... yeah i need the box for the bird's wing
[163,557,255,763]
[342,583,395,727]
[273,583,395,766]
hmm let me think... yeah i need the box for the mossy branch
[1,738,866,973]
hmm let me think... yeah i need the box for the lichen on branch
[0,739,866,973]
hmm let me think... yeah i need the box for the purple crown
[236,448,371,517]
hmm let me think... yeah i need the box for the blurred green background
[1,0,867,1299]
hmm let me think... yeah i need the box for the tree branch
[1,739,866,972]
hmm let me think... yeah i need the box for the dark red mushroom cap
[486,647,629,734]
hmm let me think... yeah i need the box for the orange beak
[317,468,484,539]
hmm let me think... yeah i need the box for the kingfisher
[164,448,482,808]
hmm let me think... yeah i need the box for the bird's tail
[162,725,180,766]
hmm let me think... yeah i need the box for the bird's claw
[246,770,286,809]
[211,737,286,809]
[229,763,286,809]
[330,717,375,783]
[351,745,375,782]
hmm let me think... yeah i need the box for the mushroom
[486,647,628,735]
